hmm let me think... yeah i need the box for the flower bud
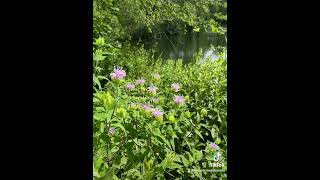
[108,127,116,136]
[185,111,191,118]
[200,108,208,117]
[95,37,105,47]
[159,97,165,105]
[116,108,126,118]
[215,137,222,145]
[168,114,175,122]
[155,115,163,122]
[129,103,139,110]
[185,95,190,102]
[104,92,114,107]
[169,129,175,136]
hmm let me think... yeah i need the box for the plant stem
[106,85,120,166]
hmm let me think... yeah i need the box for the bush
[93,47,227,179]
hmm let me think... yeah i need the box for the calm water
[144,30,226,62]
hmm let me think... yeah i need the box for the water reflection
[144,30,226,62]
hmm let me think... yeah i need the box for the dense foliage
[93,0,227,179]
[94,0,227,40]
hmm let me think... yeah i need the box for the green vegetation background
[93,0,227,179]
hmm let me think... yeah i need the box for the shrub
[93,47,227,179]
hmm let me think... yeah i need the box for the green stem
[106,85,120,166]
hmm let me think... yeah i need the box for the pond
[144,30,227,62]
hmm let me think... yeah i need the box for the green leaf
[93,156,103,177]
[181,156,189,167]
[93,75,102,90]
[93,97,100,104]
[100,122,105,133]
[93,168,100,178]
[132,110,140,118]
[160,158,168,169]
[144,170,155,180]
[95,66,103,73]
[193,166,202,179]
[111,7,119,11]
[94,50,106,61]
[175,124,183,134]
[195,130,204,140]
[217,113,222,122]
[200,123,211,131]
[98,75,108,80]
[95,107,105,112]
[93,163,101,178]
[94,54,105,61]
[193,27,200,32]
[167,162,182,170]
[211,127,216,139]
[105,109,114,122]
[112,123,127,136]
[98,166,114,180]
[152,130,172,150]
[211,25,218,33]
[94,112,107,121]
[185,140,192,151]
[170,137,175,151]
[193,150,203,161]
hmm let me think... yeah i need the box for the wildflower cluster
[110,66,126,80]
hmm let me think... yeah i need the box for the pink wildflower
[171,83,180,92]
[173,95,185,105]
[110,67,126,80]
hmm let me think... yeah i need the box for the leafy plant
[93,47,227,179]
[93,0,227,179]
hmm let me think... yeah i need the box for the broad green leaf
[94,112,107,121]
